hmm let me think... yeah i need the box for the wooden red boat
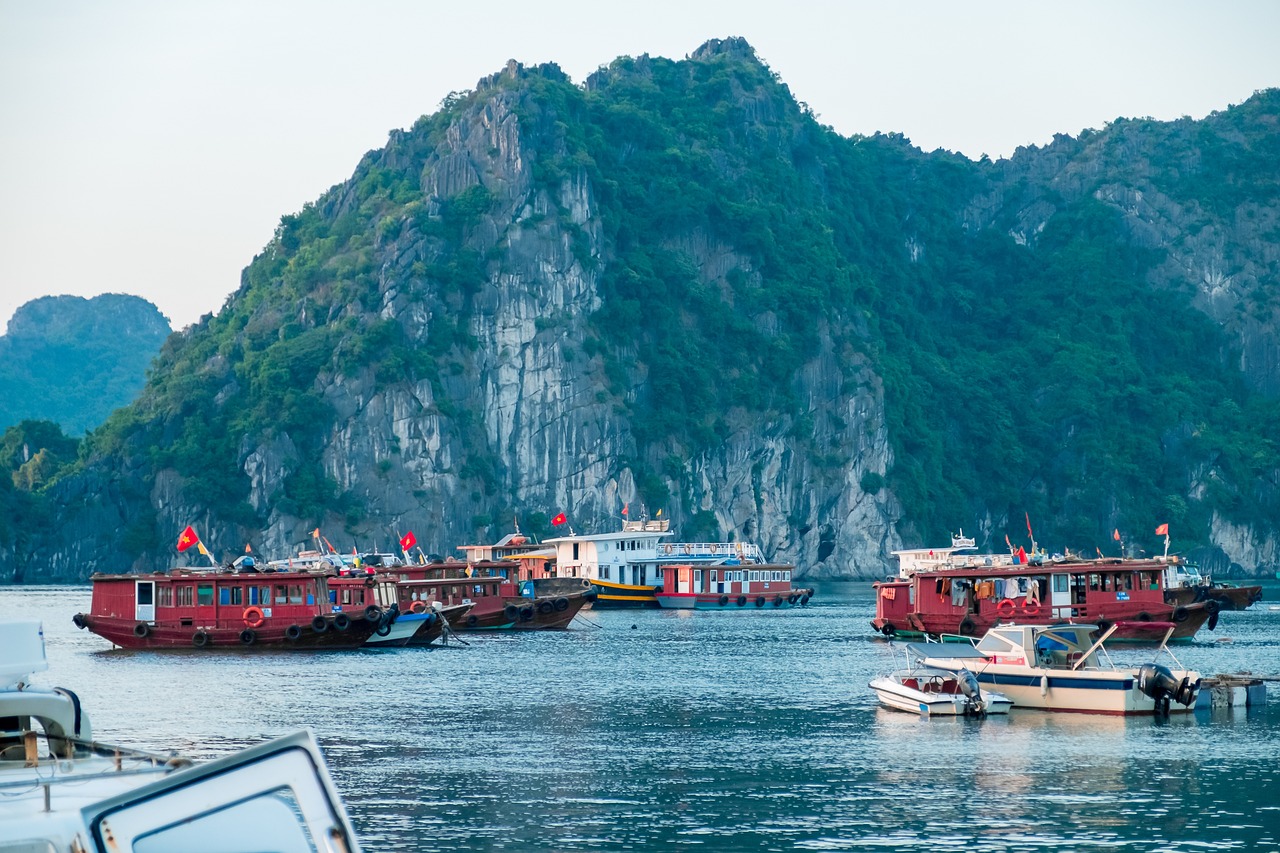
[873,552,1217,642]
[73,566,380,649]
[653,563,814,610]
[350,554,595,630]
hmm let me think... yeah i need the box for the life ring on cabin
[1021,602,1041,617]
[664,544,674,554]
[410,601,427,614]
[133,622,150,638]
[996,598,1016,618]
[736,595,747,607]
[553,597,569,612]
[191,631,209,648]
[1172,606,1190,623]
[363,605,382,622]
[710,544,719,555]
[239,628,256,646]
[242,606,265,628]
[683,544,692,555]
[311,616,328,633]
[718,595,729,606]
[755,596,765,608]
[285,624,303,641]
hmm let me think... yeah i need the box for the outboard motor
[1138,663,1197,716]
[957,667,986,717]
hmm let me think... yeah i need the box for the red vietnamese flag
[621,503,629,516]
[399,531,416,551]
[1155,523,1169,536]
[1113,528,1122,541]
[176,525,199,552]
[551,512,567,526]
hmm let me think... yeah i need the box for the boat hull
[455,591,592,630]
[76,614,377,650]
[589,579,662,609]
[655,589,814,610]
[869,676,1013,716]
[925,661,1198,715]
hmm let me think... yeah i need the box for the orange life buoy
[410,600,427,614]
[664,544,673,555]
[242,606,265,628]
[709,544,719,555]
[995,598,1016,618]
[1021,602,1041,617]
[683,544,692,555]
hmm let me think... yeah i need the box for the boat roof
[905,643,988,660]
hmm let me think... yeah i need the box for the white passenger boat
[0,619,361,851]
[870,644,1013,716]
[918,622,1201,716]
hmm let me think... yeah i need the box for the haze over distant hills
[4,38,1280,582]
[0,294,171,435]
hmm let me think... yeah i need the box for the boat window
[196,584,214,606]
[341,589,352,605]
[1089,574,1101,591]
[219,587,230,605]
[710,570,718,583]
[289,585,303,604]
[1051,574,1067,593]
[177,586,193,607]
[601,565,610,580]
[158,586,174,607]
[976,633,1016,653]
[784,571,790,581]
[750,571,760,582]
[1102,574,1113,592]
[275,585,288,605]
[1123,573,1134,591]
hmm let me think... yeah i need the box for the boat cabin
[660,563,796,598]
[88,568,334,630]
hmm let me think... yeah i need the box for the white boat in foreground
[0,619,361,852]
[870,644,1013,716]
[918,622,1201,716]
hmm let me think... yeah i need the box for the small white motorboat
[870,644,1013,716]
[919,622,1201,716]
[0,619,362,851]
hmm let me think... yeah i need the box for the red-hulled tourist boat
[73,565,380,649]
[354,553,595,630]
[653,563,814,610]
[872,536,1217,642]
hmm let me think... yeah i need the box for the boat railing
[656,542,763,562]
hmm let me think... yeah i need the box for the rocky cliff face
[18,41,1280,583]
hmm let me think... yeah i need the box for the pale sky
[2,0,1278,334]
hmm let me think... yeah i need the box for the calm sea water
[4,582,1280,852]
